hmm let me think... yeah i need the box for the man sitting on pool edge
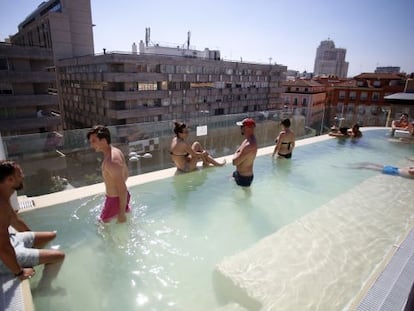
[0,160,65,291]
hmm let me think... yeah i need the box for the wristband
[14,270,24,277]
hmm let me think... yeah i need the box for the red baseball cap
[236,118,256,128]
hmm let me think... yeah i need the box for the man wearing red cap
[232,118,258,187]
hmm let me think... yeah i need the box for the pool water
[22,129,414,310]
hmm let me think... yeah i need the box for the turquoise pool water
[22,129,414,310]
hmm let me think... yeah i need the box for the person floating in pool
[87,125,130,223]
[272,118,295,159]
[232,118,258,187]
[353,162,414,179]
[170,121,225,173]
[0,160,65,290]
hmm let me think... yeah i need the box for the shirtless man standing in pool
[0,160,65,289]
[232,118,258,187]
[87,125,130,223]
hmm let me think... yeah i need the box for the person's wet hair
[86,125,111,144]
[173,122,187,136]
[281,118,291,128]
[0,160,17,182]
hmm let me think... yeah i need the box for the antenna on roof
[145,27,151,47]
[187,31,191,49]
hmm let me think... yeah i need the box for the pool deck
[5,127,414,311]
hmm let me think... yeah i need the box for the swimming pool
[21,129,414,310]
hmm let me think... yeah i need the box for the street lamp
[381,108,392,127]
[334,116,345,128]
[319,104,326,135]
[128,152,152,174]
[199,110,210,125]
[198,110,210,148]
[128,152,152,161]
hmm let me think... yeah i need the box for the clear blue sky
[1,0,413,77]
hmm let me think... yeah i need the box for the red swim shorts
[100,192,131,223]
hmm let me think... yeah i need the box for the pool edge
[17,126,390,311]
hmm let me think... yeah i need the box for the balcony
[104,90,169,100]
[102,72,164,82]
[106,107,168,119]
[0,115,62,131]
[0,43,53,59]
[0,71,56,83]
[0,94,58,107]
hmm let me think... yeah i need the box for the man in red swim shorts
[87,125,131,223]
[100,192,131,223]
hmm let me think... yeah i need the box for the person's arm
[109,161,128,223]
[291,136,296,151]
[185,142,207,159]
[0,211,21,276]
[9,209,30,232]
[272,133,283,157]
[233,143,251,166]
[329,132,346,137]
[0,206,34,279]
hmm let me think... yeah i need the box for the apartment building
[313,39,349,78]
[0,0,94,137]
[10,0,94,60]
[281,79,326,128]
[321,73,406,127]
[375,66,400,74]
[56,52,287,135]
[0,43,61,136]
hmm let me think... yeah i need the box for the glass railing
[0,108,390,197]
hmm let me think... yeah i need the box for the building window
[373,80,381,87]
[372,92,380,101]
[0,83,13,94]
[339,91,346,99]
[138,82,157,91]
[0,58,8,70]
[360,92,367,101]
[349,91,356,100]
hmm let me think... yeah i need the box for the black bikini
[277,141,293,159]
[170,151,189,157]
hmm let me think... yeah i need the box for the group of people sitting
[328,112,414,140]
[328,123,363,138]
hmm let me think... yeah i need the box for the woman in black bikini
[272,118,295,159]
[170,122,225,172]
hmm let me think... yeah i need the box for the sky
[1,0,413,77]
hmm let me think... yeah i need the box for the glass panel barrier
[1,107,387,197]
